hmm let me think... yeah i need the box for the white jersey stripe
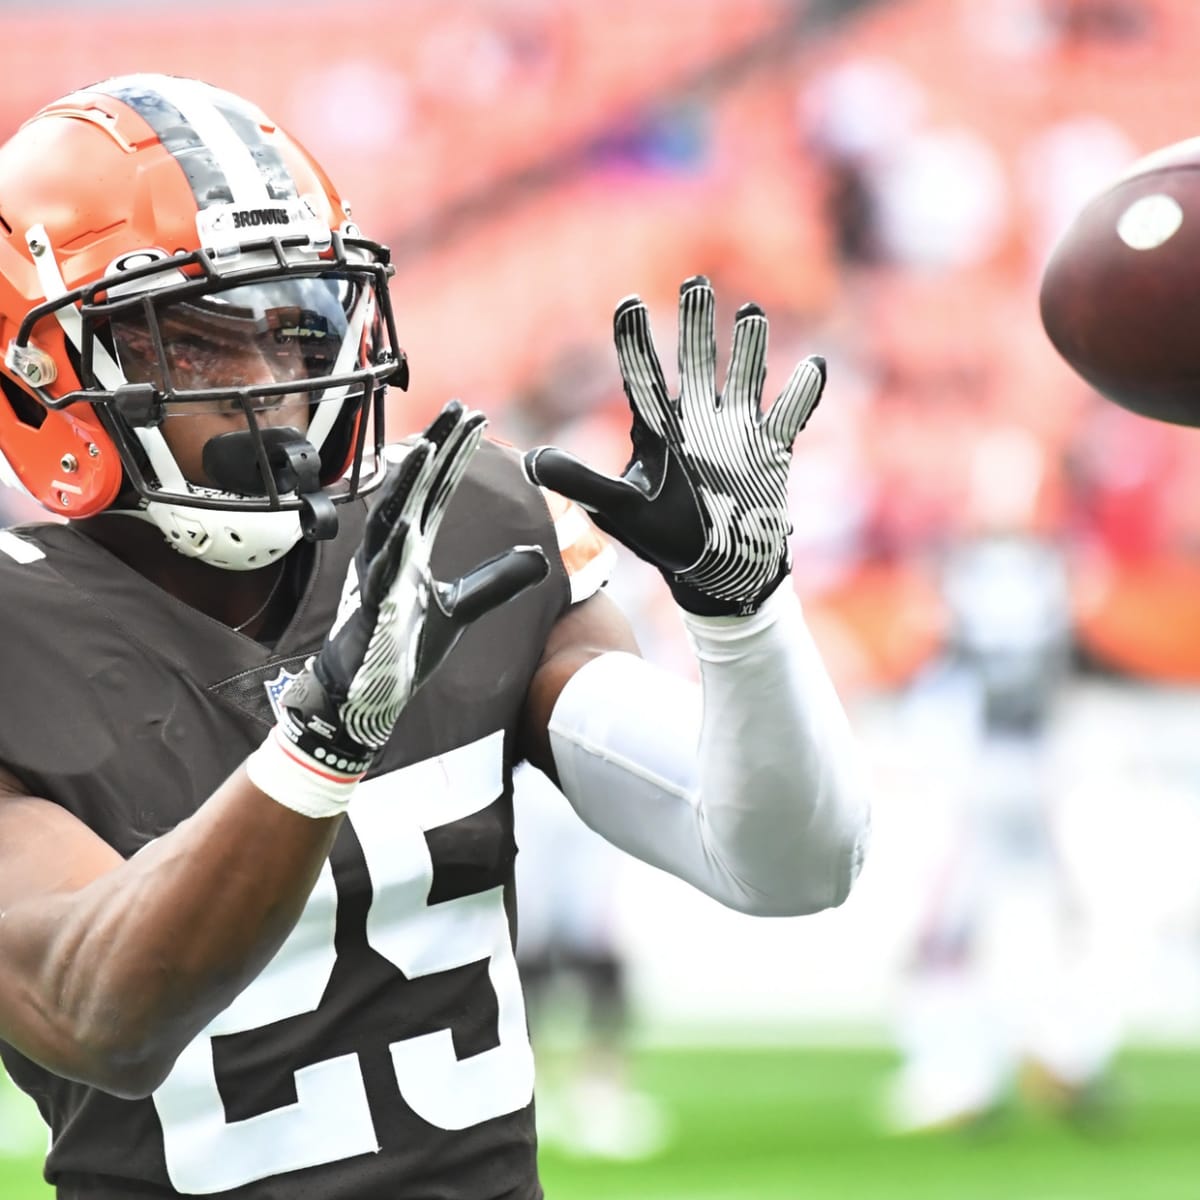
[0,530,45,564]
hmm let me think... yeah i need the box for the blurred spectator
[1041,0,1157,45]
[800,56,1010,272]
[799,57,927,268]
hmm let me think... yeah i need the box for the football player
[0,76,868,1198]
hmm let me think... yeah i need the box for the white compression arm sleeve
[547,585,870,916]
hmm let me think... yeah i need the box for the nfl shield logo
[263,668,302,723]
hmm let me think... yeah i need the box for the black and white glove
[247,400,549,817]
[524,275,825,616]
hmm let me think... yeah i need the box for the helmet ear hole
[0,374,47,429]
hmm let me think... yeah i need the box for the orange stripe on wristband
[272,728,367,783]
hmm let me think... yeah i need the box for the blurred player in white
[885,432,1121,1133]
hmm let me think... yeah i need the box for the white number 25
[152,731,533,1194]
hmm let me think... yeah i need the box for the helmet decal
[97,77,299,210]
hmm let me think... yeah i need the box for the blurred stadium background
[6,0,1200,1195]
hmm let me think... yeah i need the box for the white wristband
[244,727,363,819]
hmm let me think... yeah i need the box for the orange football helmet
[0,74,406,568]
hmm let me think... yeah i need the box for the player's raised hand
[276,400,549,777]
[524,276,824,616]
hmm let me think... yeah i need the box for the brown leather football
[1039,137,1200,427]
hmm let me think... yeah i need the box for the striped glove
[249,400,549,817]
[524,276,825,616]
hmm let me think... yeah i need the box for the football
[1039,137,1200,427]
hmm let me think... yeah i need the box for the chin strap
[130,502,305,571]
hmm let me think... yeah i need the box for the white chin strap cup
[134,501,305,571]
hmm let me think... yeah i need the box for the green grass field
[3,1045,1199,1198]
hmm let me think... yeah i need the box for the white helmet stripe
[98,74,300,209]
[136,75,271,205]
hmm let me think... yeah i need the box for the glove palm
[525,276,824,616]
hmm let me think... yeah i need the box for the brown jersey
[0,441,604,1200]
